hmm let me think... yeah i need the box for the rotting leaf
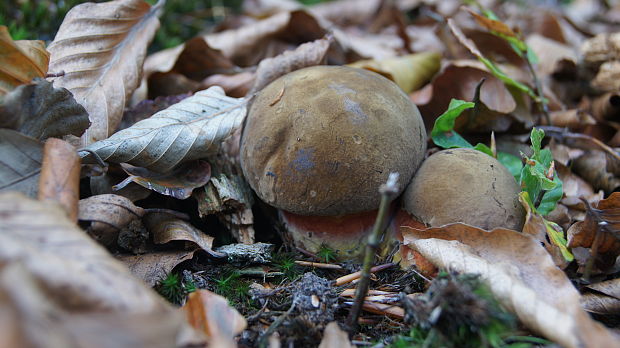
[47,0,161,145]
[0,79,90,140]
[144,213,222,257]
[250,35,332,94]
[183,289,247,348]
[418,64,516,132]
[0,129,43,197]
[568,193,620,256]
[0,26,49,95]
[113,160,211,200]
[400,224,619,348]
[117,251,195,288]
[81,86,247,173]
[347,52,441,93]
[78,194,145,246]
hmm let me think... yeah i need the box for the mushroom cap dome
[240,65,427,215]
[403,148,524,230]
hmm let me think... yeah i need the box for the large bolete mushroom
[402,148,524,231]
[240,65,427,258]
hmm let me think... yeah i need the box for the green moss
[155,272,196,305]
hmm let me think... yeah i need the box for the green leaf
[537,177,563,216]
[473,143,493,156]
[529,127,544,157]
[431,99,475,149]
[497,152,522,179]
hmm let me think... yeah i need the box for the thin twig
[295,260,343,270]
[525,57,551,126]
[346,173,400,331]
[258,301,295,348]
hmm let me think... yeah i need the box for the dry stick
[335,263,395,286]
[346,173,400,331]
[258,302,295,348]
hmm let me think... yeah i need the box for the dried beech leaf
[401,224,619,348]
[144,36,234,82]
[82,86,247,173]
[144,213,219,256]
[567,193,620,256]
[0,129,43,197]
[465,8,518,37]
[47,0,161,145]
[78,194,145,246]
[581,292,620,315]
[183,289,247,348]
[250,35,332,94]
[586,278,620,299]
[114,160,211,200]
[348,52,441,93]
[0,26,49,95]
[0,79,89,139]
[0,192,196,347]
[204,10,325,66]
[201,72,255,98]
[117,251,195,287]
[0,192,171,312]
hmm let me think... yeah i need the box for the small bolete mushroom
[402,148,525,231]
[240,65,427,258]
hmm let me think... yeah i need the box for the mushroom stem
[347,173,400,331]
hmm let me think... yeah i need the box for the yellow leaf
[0,26,49,95]
[347,52,440,93]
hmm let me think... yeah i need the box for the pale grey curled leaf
[82,86,247,173]
[0,129,43,197]
[0,79,90,140]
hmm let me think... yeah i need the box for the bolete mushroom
[402,148,525,231]
[240,65,427,258]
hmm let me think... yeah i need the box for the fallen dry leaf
[82,86,247,173]
[201,71,255,98]
[348,52,441,93]
[114,160,211,200]
[592,60,620,92]
[250,35,332,94]
[144,213,219,256]
[0,26,49,95]
[580,32,620,67]
[47,0,160,145]
[526,34,577,77]
[0,129,43,197]
[205,10,326,66]
[0,79,89,139]
[567,193,620,257]
[572,150,620,194]
[78,194,145,246]
[465,7,518,38]
[183,289,247,348]
[401,223,620,348]
[117,251,195,287]
[0,191,180,315]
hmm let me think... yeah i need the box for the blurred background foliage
[1,0,336,52]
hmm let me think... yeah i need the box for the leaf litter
[3,0,620,347]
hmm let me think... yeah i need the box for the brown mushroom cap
[241,65,427,216]
[403,148,525,230]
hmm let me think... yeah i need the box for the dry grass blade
[47,0,161,146]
